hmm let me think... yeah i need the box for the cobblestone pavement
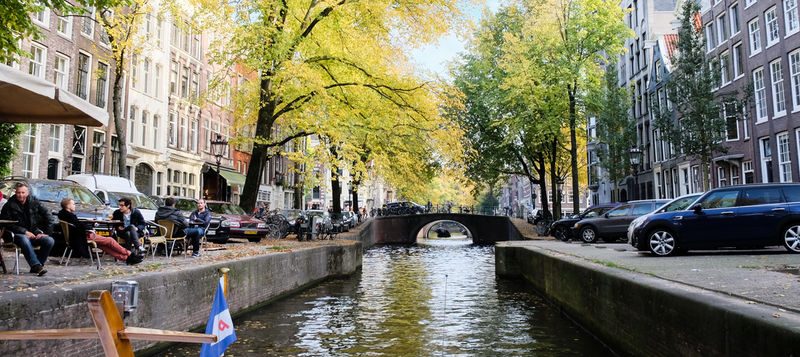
[0,225,363,295]
[505,240,800,313]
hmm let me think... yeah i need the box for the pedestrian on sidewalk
[58,198,141,265]
[0,182,54,276]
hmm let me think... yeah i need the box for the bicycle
[533,211,554,236]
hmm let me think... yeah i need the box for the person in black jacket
[184,199,211,257]
[155,197,188,238]
[112,197,146,254]
[0,182,54,276]
[58,198,141,265]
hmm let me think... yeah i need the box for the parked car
[572,199,670,243]
[630,184,800,256]
[206,201,268,242]
[0,177,113,251]
[66,174,158,221]
[627,193,703,245]
[342,211,357,229]
[385,201,426,215]
[550,203,621,241]
[156,196,229,244]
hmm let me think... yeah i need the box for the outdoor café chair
[59,221,101,270]
[156,220,184,258]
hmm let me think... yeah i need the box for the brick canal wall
[495,243,800,357]
[0,242,362,356]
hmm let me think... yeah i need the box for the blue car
[630,184,800,256]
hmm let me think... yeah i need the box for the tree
[0,124,22,177]
[589,61,635,189]
[196,0,460,211]
[654,1,727,191]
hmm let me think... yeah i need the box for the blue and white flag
[200,278,236,357]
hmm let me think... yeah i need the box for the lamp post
[556,177,565,218]
[210,134,228,201]
[629,146,643,201]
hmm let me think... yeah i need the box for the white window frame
[749,19,762,55]
[720,50,732,85]
[129,106,137,144]
[153,115,160,150]
[730,165,741,185]
[56,15,72,39]
[21,124,40,178]
[141,111,148,147]
[53,53,69,89]
[724,101,740,141]
[717,14,728,45]
[760,137,773,182]
[32,6,50,29]
[95,61,109,109]
[730,3,741,35]
[745,0,757,8]
[771,59,787,117]
[733,42,745,79]
[718,166,728,187]
[49,124,63,155]
[76,51,92,100]
[766,7,780,47]
[786,0,800,36]
[28,43,46,79]
[778,131,792,182]
[143,58,151,95]
[791,50,800,112]
[706,23,716,52]
[81,7,95,38]
[753,67,768,121]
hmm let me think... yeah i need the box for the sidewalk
[509,217,553,240]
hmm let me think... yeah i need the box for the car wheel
[782,224,800,253]
[553,226,569,241]
[648,229,677,256]
[580,226,598,243]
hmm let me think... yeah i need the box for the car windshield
[174,199,197,212]
[581,207,607,218]
[107,192,158,210]
[305,210,327,218]
[207,202,247,215]
[28,181,104,206]
[661,195,702,212]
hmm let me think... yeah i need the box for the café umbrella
[0,64,108,127]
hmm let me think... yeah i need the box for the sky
[410,1,503,81]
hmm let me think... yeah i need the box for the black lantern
[629,146,643,200]
[210,134,228,200]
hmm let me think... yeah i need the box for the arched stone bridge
[369,213,524,244]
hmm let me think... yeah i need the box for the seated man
[184,199,211,258]
[155,197,189,239]
[0,182,54,276]
[112,198,146,254]
[58,198,142,265]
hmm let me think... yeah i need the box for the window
[710,57,720,89]
[761,137,773,182]
[49,124,63,153]
[731,4,741,34]
[141,111,148,147]
[169,61,177,95]
[81,7,95,37]
[21,125,38,178]
[143,58,151,94]
[71,126,86,174]
[53,54,69,89]
[33,6,49,28]
[153,115,160,149]
[724,101,739,140]
[655,60,662,81]
[770,59,786,116]
[56,15,72,38]
[743,106,750,139]
[190,119,197,152]
[129,106,137,144]
[787,0,800,35]
[743,160,755,183]
[706,23,716,52]
[95,62,108,108]
[76,52,90,100]
[746,0,756,7]
[192,35,200,59]
[699,190,739,209]
[733,42,744,78]
[181,66,189,98]
[180,116,188,149]
[607,205,630,218]
[192,70,199,99]
[753,67,767,121]
[766,7,780,45]
[778,132,792,182]
[731,165,741,185]
[790,50,800,111]
[131,55,138,89]
[632,204,654,215]
[155,65,161,97]
[749,19,762,54]
[91,131,105,173]
[720,51,732,85]
[28,43,46,78]
[110,135,120,175]
[718,166,728,187]
[168,112,177,147]
[717,14,728,44]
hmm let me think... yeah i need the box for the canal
[157,238,611,356]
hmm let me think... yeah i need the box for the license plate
[96,231,110,237]
[244,230,257,235]
[207,230,216,236]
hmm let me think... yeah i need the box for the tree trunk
[537,154,549,217]
[113,59,127,178]
[294,184,303,209]
[568,83,580,214]
[550,140,559,219]
[331,174,341,214]
[241,75,275,212]
[352,186,359,214]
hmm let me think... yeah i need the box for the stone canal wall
[495,243,800,357]
[0,242,362,356]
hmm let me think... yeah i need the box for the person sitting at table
[58,198,142,265]
[184,199,211,258]
[112,197,146,254]
[0,182,54,276]
[155,197,189,239]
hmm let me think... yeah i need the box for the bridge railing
[370,205,506,217]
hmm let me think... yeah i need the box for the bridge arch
[418,220,473,240]
[370,213,522,245]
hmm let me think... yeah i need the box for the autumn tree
[196,0,460,211]
[654,1,726,191]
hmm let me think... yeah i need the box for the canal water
[158,238,611,356]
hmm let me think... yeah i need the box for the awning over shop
[219,168,246,187]
[0,64,108,126]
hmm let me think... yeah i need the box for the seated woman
[57,198,142,265]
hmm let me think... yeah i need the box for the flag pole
[218,267,230,298]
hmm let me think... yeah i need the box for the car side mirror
[603,212,609,218]
[691,203,703,214]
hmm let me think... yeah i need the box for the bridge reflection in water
[158,238,610,356]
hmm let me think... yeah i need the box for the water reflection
[158,238,610,356]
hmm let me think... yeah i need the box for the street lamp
[210,134,228,201]
[629,146,643,201]
[556,177,565,217]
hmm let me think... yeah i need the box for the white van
[65,174,158,221]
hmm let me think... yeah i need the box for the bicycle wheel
[266,224,281,240]
[535,220,550,236]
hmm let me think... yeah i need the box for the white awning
[0,64,108,126]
